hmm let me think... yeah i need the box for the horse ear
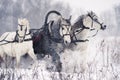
[90,11,95,16]
[87,11,91,16]
[69,15,72,21]
[59,16,63,21]
[18,18,20,23]
[59,26,63,36]
[27,20,30,29]
[91,11,94,14]
[48,21,54,34]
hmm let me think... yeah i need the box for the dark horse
[32,10,72,72]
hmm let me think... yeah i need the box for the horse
[32,10,72,72]
[69,11,106,50]
[62,11,106,73]
[0,18,37,67]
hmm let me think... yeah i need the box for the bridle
[43,10,72,44]
[87,14,104,37]
[16,24,28,42]
[88,14,103,30]
[60,24,71,38]
[18,24,24,31]
[47,20,71,43]
[16,24,32,43]
[0,24,32,46]
[72,14,103,44]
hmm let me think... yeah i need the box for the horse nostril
[104,25,106,28]
[64,41,69,45]
[101,25,106,30]
[65,41,68,44]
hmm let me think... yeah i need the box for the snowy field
[0,37,120,80]
[0,0,120,80]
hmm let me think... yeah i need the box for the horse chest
[14,42,31,53]
[2,42,32,57]
[75,42,89,51]
[2,44,16,57]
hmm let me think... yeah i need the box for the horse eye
[94,18,97,21]
[62,27,64,30]
[76,30,79,32]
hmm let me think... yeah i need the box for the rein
[0,30,32,46]
[71,39,89,43]
[0,38,32,46]
[71,20,90,44]
[88,14,101,37]
[47,22,71,43]
[0,36,32,46]
[59,23,71,38]
[72,15,100,44]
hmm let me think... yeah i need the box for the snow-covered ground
[0,37,120,80]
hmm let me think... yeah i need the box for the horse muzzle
[101,24,106,30]
[63,35,71,46]
[19,39,24,43]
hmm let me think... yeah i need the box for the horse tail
[44,10,62,25]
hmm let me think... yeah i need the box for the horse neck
[26,29,30,34]
[78,29,90,40]
[26,26,30,34]
[51,20,61,39]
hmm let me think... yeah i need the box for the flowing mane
[72,15,86,31]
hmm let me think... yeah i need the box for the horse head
[59,16,72,45]
[71,11,106,43]
[17,18,30,42]
[44,10,72,46]
[83,11,106,31]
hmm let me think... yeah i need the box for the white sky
[53,0,120,15]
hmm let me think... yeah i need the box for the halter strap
[71,39,89,43]
[16,30,25,38]
[0,38,32,46]
[71,15,94,44]
[47,21,71,43]
[59,23,71,38]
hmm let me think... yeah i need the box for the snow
[0,37,120,80]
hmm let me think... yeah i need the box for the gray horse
[32,10,72,72]
[69,11,106,50]
[62,11,106,73]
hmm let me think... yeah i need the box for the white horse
[62,11,106,73]
[0,18,37,67]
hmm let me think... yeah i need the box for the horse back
[0,32,16,41]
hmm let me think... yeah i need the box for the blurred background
[0,0,120,79]
[0,0,120,37]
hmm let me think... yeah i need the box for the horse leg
[28,49,37,62]
[0,54,4,67]
[0,49,5,64]
[16,55,20,68]
[28,49,38,68]
[0,49,9,68]
[80,50,88,73]
[49,49,62,72]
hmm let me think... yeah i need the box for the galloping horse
[70,11,106,50]
[62,11,106,73]
[33,10,72,72]
[0,18,37,67]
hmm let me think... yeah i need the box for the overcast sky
[53,0,120,15]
